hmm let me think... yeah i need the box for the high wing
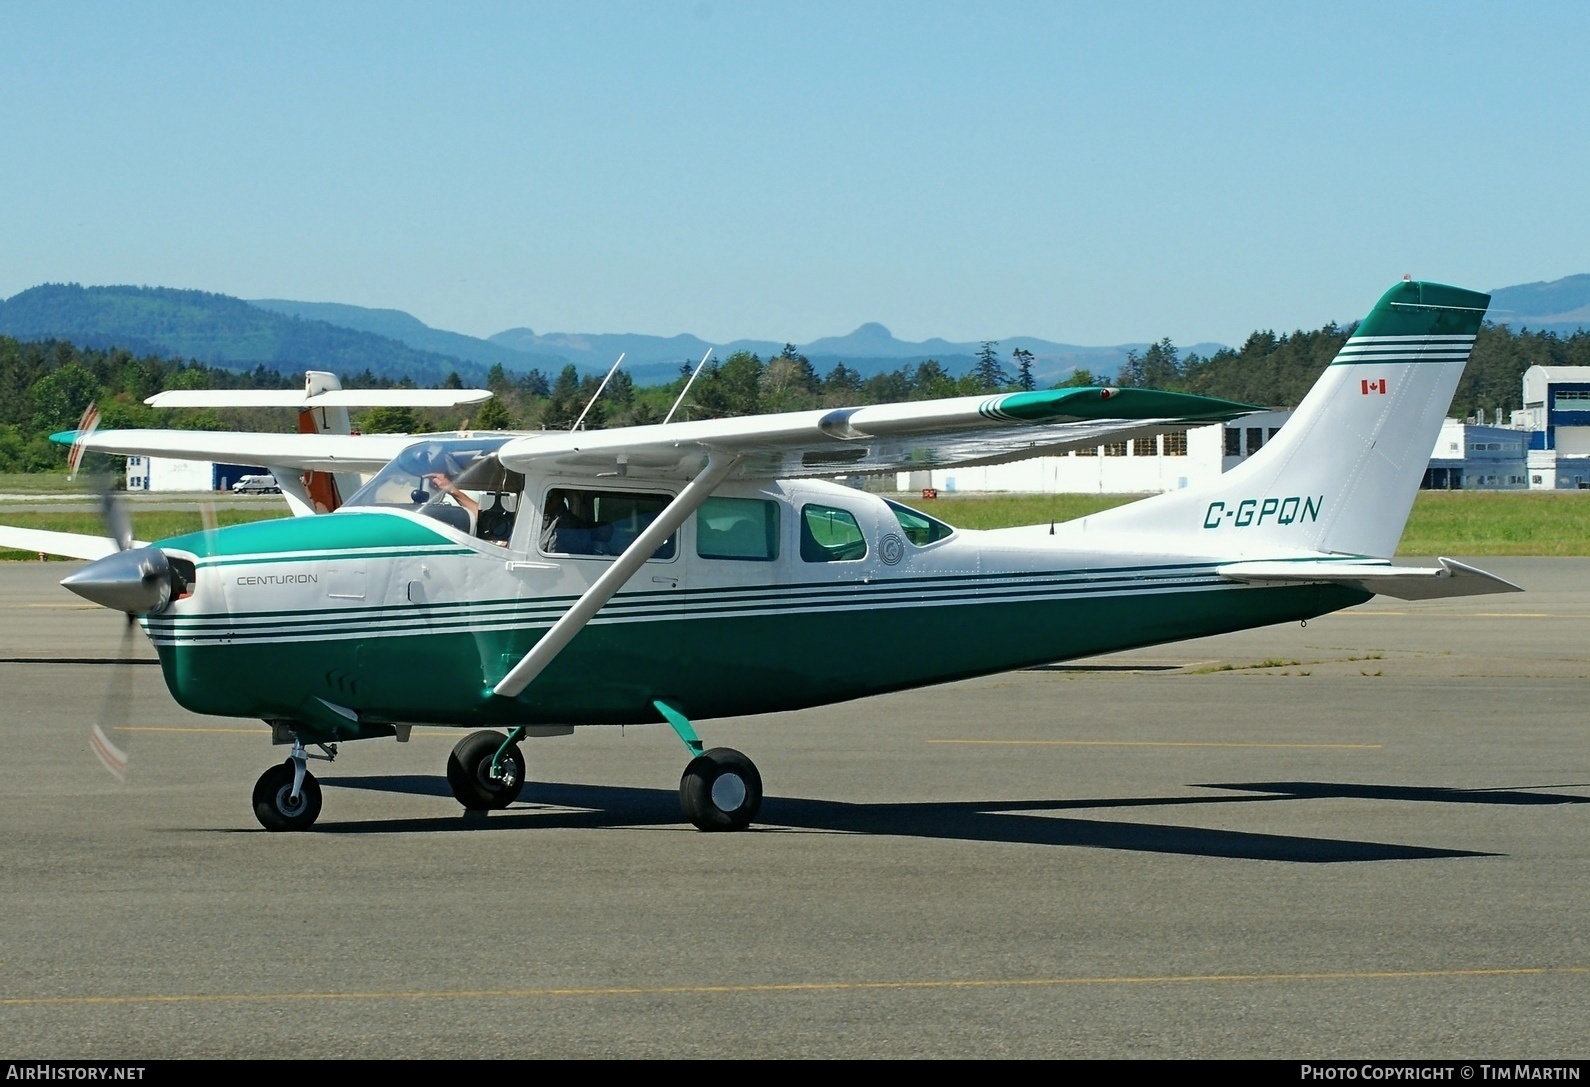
[497,386,1258,480]
[51,428,416,474]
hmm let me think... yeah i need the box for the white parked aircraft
[0,279,1519,833]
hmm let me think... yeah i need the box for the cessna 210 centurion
[0,279,1520,833]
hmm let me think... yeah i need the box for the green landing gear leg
[653,699,762,833]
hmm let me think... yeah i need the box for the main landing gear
[656,699,762,832]
[679,747,762,833]
[252,738,335,831]
[446,729,526,810]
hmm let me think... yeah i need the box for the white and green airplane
[0,279,1520,834]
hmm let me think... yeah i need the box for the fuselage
[143,478,1366,743]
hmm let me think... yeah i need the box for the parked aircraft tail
[1079,279,1490,559]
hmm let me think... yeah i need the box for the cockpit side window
[539,487,677,560]
[799,504,868,562]
[340,439,523,546]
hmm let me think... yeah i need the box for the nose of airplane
[60,545,175,615]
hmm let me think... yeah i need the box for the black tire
[252,760,322,831]
[679,747,762,832]
[446,731,526,811]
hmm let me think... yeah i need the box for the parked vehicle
[231,474,280,495]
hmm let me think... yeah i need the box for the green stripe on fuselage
[153,581,1368,740]
[158,511,451,559]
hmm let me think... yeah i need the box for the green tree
[472,396,515,430]
[1011,347,1036,392]
[971,341,1008,391]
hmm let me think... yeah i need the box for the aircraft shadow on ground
[311,774,1583,862]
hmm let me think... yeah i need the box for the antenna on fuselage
[571,353,625,431]
[663,349,713,425]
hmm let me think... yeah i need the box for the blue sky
[2,1,1586,348]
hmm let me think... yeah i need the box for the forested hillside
[0,284,488,387]
[1115,323,1590,420]
[3,317,1583,474]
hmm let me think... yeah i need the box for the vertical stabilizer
[1079,280,1489,559]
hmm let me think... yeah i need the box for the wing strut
[492,450,740,699]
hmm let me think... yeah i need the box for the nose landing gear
[252,738,335,831]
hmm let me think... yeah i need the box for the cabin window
[884,499,953,545]
[800,504,868,562]
[1224,428,1241,456]
[539,488,676,560]
[696,497,780,561]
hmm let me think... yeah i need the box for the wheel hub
[711,772,747,812]
[275,785,307,818]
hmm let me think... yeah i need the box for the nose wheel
[253,761,322,831]
[446,730,526,810]
[679,747,762,832]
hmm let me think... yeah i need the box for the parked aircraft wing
[497,386,1257,480]
[48,429,418,474]
[0,526,140,561]
[1216,557,1523,600]
[143,389,492,408]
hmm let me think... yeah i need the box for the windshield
[342,437,515,512]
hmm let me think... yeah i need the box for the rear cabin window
[696,497,780,561]
[884,500,953,545]
[539,488,676,560]
[800,504,868,562]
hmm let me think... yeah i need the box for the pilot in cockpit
[425,471,518,546]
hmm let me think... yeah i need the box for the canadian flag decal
[1361,378,1387,395]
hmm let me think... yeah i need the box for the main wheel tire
[446,731,526,811]
[252,760,323,831]
[679,747,762,832]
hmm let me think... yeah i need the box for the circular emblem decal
[879,533,905,565]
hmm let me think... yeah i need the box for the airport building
[1422,419,1528,490]
[1513,366,1590,490]
[125,456,268,493]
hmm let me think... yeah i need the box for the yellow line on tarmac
[1337,612,1570,618]
[114,726,266,734]
[929,739,1382,749]
[3,965,1583,1008]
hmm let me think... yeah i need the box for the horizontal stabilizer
[143,389,492,409]
[1216,557,1523,601]
[0,526,143,561]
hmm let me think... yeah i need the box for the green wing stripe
[988,386,1258,423]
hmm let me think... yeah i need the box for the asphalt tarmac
[0,557,1584,1059]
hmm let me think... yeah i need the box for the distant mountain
[490,321,1225,387]
[0,284,489,386]
[1487,274,1590,335]
[249,298,566,372]
[0,281,1241,390]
